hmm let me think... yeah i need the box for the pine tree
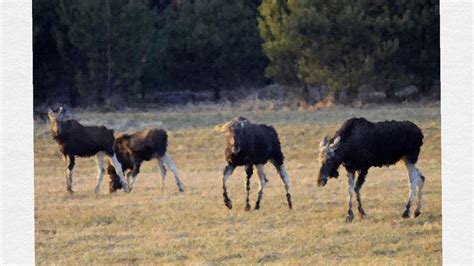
[145,0,268,92]
[55,0,155,104]
[258,0,440,93]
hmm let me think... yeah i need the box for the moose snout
[317,176,328,187]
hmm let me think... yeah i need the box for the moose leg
[415,174,425,218]
[157,158,167,191]
[65,155,75,193]
[109,153,129,193]
[222,164,235,209]
[346,171,356,222]
[255,164,267,210]
[162,153,185,192]
[128,163,141,192]
[354,169,368,217]
[94,152,105,194]
[244,165,253,211]
[402,161,422,218]
[272,162,292,210]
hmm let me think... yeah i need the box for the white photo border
[0,0,472,264]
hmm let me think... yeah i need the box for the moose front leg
[346,171,356,222]
[109,153,129,193]
[95,152,105,194]
[244,165,253,211]
[222,164,235,209]
[65,155,75,193]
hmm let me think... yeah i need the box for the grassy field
[35,103,441,264]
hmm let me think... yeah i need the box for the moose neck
[50,120,64,140]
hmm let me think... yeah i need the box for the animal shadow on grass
[257,253,283,263]
[218,253,243,262]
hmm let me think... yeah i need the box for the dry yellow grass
[35,103,441,264]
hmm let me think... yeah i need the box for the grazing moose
[317,117,425,222]
[106,128,185,193]
[215,117,292,210]
[47,106,129,193]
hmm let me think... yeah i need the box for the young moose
[48,106,129,193]
[215,117,292,210]
[106,128,185,193]
[317,117,425,222]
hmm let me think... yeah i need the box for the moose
[215,117,292,211]
[47,106,129,193]
[106,128,185,193]
[317,117,425,222]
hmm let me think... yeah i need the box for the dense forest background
[33,0,440,107]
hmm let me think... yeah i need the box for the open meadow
[35,103,441,264]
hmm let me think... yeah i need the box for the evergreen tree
[33,0,62,105]
[55,0,155,104]
[258,0,440,93]
[145,0,268,92]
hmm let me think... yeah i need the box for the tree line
[33,0,439,106]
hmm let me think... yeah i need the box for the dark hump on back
[334,117,371,141]
[261,124,279,141]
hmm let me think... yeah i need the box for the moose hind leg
[415,174,425,218]
[355,169,368,217]
[128,163,141,192]
[244,165,253,211]
[157,158,167,191]
[402,161,422,218]
[255,164,267,210]
[162,153,184,192]
[65,155,75,193]
[222,164,235,209]
[274,163,292,210]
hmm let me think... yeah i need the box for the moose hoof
[178,186,185,193]
[245,205,251,211]
[414,210,421,218]
[286,193,293,210]
[224,199,232,209]
[254,204,260,210]
[358,208,367,218]
[346,211,354,223]
[402,210,410,218]
[67,188,74,194]
[123,185,130,193]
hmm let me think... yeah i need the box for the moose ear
[319,136,329,148]
[329,136,341,149]
[214,122,231,133]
